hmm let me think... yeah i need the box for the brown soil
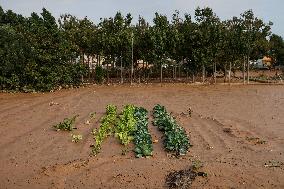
[0,84,283,189]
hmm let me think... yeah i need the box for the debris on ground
[246,137,266,145]
[153,139,159,143]
[49,102,59,106]
[264,160,283,168]
[165,167,207,189]
[180,107,192,117]
[223,128,232,133]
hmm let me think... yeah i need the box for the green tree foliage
[151,13,170,82]
[240,10,272,60]
[0,5,276,89]
[0,7,86,91]
[194,7,221,80]
[269,34,284,65]
[0,25,31,90]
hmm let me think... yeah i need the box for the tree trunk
[179,64,181,79]
[88,55,90,82]
[120,52,123,84]
[98,55,101,66]
[172,65,175,79]
[144,61,147,82]
[247,56,250,84]
[147,68,150,83]
[229,62,232,84]
[214,62,217,84]
[81,53,84,83]
[131,34,134,85]
[224,64,227,83]
[202,64,205,83]
[82,53,85,65]
[243,56,246,84]
[160,63,163,83]
[107,60,109,84]
[133,60,136,83]
[181,58,185,80]
[186,71,189,83]
[91,55,94,82]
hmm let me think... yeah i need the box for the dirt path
[0,84,283,188]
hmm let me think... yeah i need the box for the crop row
[153,104,190,156]
[92,104,154,157]
[91,104,117,154]
[133,107,153,158]
[53,104,190,157]
[115,105,137,145]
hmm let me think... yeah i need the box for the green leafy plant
[153,104,190,156]
[53,115,79,131]
[133,107,153,158]
[71,134,83,143]
[114,105,137,145]
[91,104,117,155]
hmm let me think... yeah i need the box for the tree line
[0,5,284,91]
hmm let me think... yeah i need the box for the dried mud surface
[0,84,283,189]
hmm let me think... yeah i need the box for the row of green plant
[114,105,137,145]
[133,107,153,158]
[91,105,117,154]
[153,104,190,156]
[52,104,188,157]
[91,104,153,157]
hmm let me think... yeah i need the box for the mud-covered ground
[0,84,283,189]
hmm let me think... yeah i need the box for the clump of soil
[165,168,206,189]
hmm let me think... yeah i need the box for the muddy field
[0,84,283,189]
